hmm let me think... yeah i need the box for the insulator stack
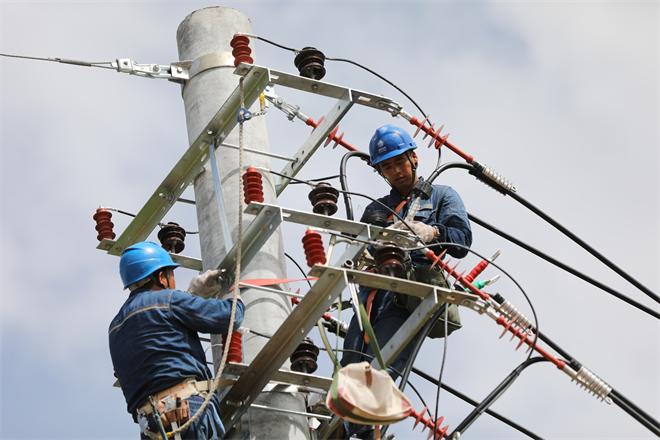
[374,241,406,278]
[294,47,326,80]
[230,34,253,67]
[157,222,186,254]
[221,331,243,363]
[308,182,339,216]
[243,166,264,204]
[290,337,320,374]
[302,229,326,267]
[409,407,450,439]
[407,115,474,164]
[93,208,116,241]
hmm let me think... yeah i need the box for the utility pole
[177,7,310,439]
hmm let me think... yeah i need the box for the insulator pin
[374,241,406,278]
[243,166,264,204]
[230,35,253,67]
[157,222,186,254]
[308,182,339,216]
[294,47,326,80]
[93,208,116,241]
[290,337,319,374]
[302,229,326,267]
[222,331,243,363]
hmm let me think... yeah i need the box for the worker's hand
[392,220,436,243]
[186,269,222,298]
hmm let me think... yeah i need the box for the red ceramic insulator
[230,35,253,67]
[93,208,116,241]
[243,167,264,204]
[302,229,326,267]
[222,330,243,363]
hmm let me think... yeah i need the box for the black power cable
[449,357,550,439]
[469,212,660,320]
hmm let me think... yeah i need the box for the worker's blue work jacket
[109,288,244,439]
[341,181,472,437]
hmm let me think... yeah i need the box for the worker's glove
[392,220,436,243]
[186,269,222,298]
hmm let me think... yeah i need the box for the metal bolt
[390,283,397,290]
[265,210,272,216]
[303,379,310,386]
[177,67,182,73]
[123,61,128,66]
[311,84,319,92]
[253,71,260,77]
[152,65,159,72]
[324,221,331,227]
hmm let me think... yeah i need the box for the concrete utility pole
[177,7,310,440]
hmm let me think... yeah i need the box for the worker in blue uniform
[109,241,243,440]
[340,125,472,439]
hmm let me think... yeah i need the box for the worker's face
[379,152,418,196]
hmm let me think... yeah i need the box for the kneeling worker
[109,241,244,440]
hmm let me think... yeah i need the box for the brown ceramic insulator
[308,182,339,216]
[294,47,326,80]
[93,208,116,241]
[374,241,406,278]
[157,222,186,254]
[222,331,243,363]
[243,167,264,204]
[290,337,320,374]
[230,35,253,67]
[302,229,326,267]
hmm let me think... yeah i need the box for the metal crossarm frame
[220,262,484,433]
[275,89,354,195]
[220,266,348,429]
[233,64,403,195]
[223,363,332,392]
[107,66,270,256]
[214,205,283,292]
[96,239,203,271]
[246,202,417,248]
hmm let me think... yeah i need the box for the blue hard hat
[119,241,179,289]
[368,125,417,167]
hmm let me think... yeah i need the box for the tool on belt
[137,378,235,439]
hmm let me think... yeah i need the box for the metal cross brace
[107,65,270,256]
[233,64,404,195]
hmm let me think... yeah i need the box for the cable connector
[112,58,189,83]
[470,160,516,194]
[567,365,613,404]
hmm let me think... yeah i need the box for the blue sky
[1,2,658,439]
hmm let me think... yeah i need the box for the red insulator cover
[243,167,264,204]
[464,259,489,284]
[222,331,243,363]
[230,35,253,67]
[93,208,116,241]
[302,229,326,267]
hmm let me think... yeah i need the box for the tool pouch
[160,397,190,428]
[391,262,462,338]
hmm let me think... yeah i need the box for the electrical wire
[0,52,115,69]
[243,36,434,129]
[285,252,314,289]
[468,212,659,320]
[434,161,658,304]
